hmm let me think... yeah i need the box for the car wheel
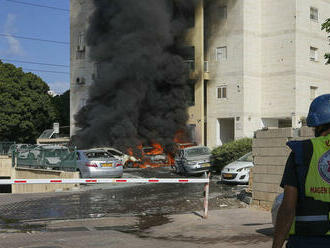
[174,164,181,174]
[125,161,133,168]
[181,166,188,176]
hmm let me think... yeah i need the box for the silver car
[174,146,212,175]
[61,149,123,178]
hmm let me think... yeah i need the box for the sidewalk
[0,208,274,248]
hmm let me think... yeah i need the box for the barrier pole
[203,172,210,219]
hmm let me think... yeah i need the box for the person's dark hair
[314,123,330,137]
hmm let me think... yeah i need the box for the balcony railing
[183,60,209,73]
[184,60,195,72]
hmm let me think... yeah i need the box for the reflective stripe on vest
[295,215,328,221]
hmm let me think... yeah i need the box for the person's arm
[272,185,298,248]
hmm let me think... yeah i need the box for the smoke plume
[73,0,197,150]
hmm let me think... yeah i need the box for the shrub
[211,138,252,172]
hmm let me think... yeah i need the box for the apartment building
[70,0,330,148]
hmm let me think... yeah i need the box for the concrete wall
[11,168,79,194]
[186,0,206,145]
[0,156,79,194]
[295,0,330,117]
[251,127,314,209]
[0,156,12,177]
[70,0,95,135]
[205,0,245,148]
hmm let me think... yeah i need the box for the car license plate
[102,163,113,167]
[222,173,233,179]
[202,163,210,167]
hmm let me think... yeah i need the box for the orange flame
[125,130,195,168]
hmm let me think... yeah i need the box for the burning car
[141,146,168,167]
[126,140,196,169]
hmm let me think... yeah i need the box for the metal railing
[0,142,15,156]
[13,145,77,171]
[184,60,195,72]
[183,60,209,73]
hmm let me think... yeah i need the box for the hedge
[211,138,252,172]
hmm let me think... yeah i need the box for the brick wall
[251,127,314,209]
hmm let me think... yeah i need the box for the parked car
[16,145,70,168]
[174,146,212,175]
[7,144,31,157]
[60,149,123,178]
[93,147,137,165]
[221,152,254,184]
[40,145,70,167]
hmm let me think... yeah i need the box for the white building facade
[203,0,330,148]
[70,0,330,148]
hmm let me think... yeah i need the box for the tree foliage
[322,18,330,64]
[0,60,57,143]
[211,138,252,172]
[51,90,70,135]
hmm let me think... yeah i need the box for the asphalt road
[0,167,248,232]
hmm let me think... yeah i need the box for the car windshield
[237,152,253,162]
[186,147,210,157]
[108,150,123,156]
[84,151,112,159]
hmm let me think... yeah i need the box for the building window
[182,46,195,72]
[187,80,195,106]
[219,6,227,19]
[204,61,209,72]
[310,86,318,100]
[310,46,318,61]
[76,32,86,59]
[216,46,227,61]
[76,77,86,85]
[92,63,100,80]
[80,98,87,108]
[217,86,227,99]
[77,32,85,51]
[310,7,318,22]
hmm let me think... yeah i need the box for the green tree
[51,90,70,135]
[322,18,330,64]
[0,60,57,143]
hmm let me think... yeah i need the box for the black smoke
[73,0,197,150]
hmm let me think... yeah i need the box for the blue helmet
[307,94,330,127]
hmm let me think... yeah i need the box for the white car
[221,152,254,184]
[91,147,138,166]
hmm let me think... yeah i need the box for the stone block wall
[0,156,79,193]
[0,156,12,177]
[251,127,314,209]
[12,168,79,194]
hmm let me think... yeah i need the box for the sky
[0,0,70,94]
